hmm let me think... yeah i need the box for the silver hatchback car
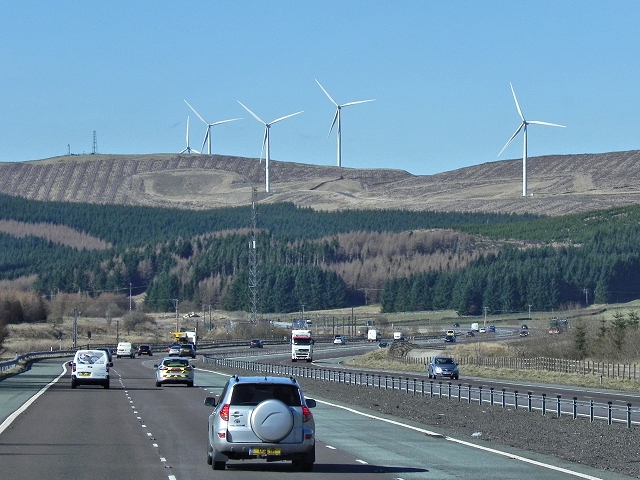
[428,356,460,380]
[204,375,316,471]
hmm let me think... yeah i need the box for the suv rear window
[230,384,301,407]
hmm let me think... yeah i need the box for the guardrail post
[490,387,494,406]
[421,380,425,397]
[478,386,482,405]
[608,401,613,425]
[447,382,452,400]
[458,384,462,401]
[501,389,506,408]
[627,404,632,428]
[573,397,577,419]
[590,399,594,422]
[557,395,561,418]
[528,392,532,412]
[430,380,434,397]
[438,381,443,397]
[391,376,395,390]
[467,384,472,404]
[542,394,546,415]
[514,390,518,410]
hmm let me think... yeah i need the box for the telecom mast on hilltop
[92,131,98,155]
[248,187,259,323]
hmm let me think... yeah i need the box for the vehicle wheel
[116,355,121,359]
[453,375,459,380]
[292,449,314,472]
[104,380,110,389]
[306,358,312,363]
[213,461,225,470]
[291,359,297,362]
[187,382,194,388]
[428,373,433,379]
[155,381,162,387]
[71,379,77,389]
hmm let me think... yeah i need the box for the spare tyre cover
[250,399,294,442]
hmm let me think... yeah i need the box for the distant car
[333,335,346,345]
[378,342,389,348]
[95,347,113,363]
[250,339,264,348]
[428,356,459,380]
[465,331,475,337]
[167,344,182,356]
[521,324,529,330]
[154,357,194,387]
[548,327,561,334]
[452,323,460,328]
[179,343,197,358]
[519,330,529,337]
[478,327,486,333]
[444,335,456,343]
[204,375,316,471]
[137,344,153,356]
[487,325,496,333]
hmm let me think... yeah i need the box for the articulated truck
[291,329,314,362]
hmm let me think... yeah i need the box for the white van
[116,342,135,359]
[69,349,112,389]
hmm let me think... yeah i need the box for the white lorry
[291,329,314,362]
[367,329,381,342]
[471,323,479,332]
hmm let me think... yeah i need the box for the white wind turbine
[238,101,303,193]
[179,116,200,154]
[498,83,565,197]
[184,100,241,155]
[315,79,375,167]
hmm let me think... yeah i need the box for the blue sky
[1,1,639,176]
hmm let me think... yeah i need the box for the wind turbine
[179,116,200,154]
[498,83,565,197]
[184,100,241,155]
[237,101,303,193]
[315,79,375,167]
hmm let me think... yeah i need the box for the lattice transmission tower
[248,187,259,323]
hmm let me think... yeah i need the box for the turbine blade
[260,127,268,163]
[498,122,524,156]
[315,79,338,106]
[269,111,303,125]
[210,118,242,126]
[341,99,376,107]
[184,100,208,125]
[202,127,210,152]
[528,120,566,128]
[238,101,265,124]
[509,83,525,121]
[328,109,339,137]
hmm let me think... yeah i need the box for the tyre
[103,380,110,389]
[71,379,77,389]
[187,381,194,388]
[292,448,314,472]
[156,381,162,387]
[213,461,225,470]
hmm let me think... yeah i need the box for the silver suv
[204,375,316,471]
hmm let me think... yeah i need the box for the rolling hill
[1,150,640,216]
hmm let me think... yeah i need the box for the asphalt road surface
[0,355,634,480]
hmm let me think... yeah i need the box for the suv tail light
[301,405,312,423]
[220,404,230,421]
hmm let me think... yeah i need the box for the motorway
[0,350,636,480]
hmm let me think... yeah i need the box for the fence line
[202,355,639,428]
[392,354,640,381]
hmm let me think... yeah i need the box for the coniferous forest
[2,193,640,316]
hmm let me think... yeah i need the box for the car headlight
[434,367,442,374]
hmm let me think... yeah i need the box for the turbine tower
[315,79,375,167]
[180,116,200,154]
[498,83,565,197]
[238,101,302,193]
[184,100,241,155]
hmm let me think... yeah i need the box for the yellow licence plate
[250,447,281,455]
[79,372,91,377]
